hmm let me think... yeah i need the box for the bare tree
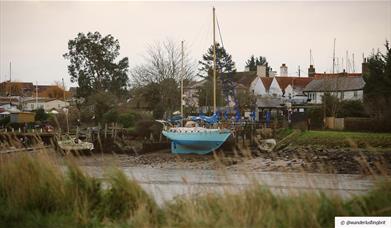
[129,39,196,117]
[130,39,196,86]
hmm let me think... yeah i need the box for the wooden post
[104,123,107,138]
[113,122,117,141]
[111,122,114,139]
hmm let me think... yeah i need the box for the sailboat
[161,7,231,155]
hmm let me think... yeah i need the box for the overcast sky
[1,1,390,87]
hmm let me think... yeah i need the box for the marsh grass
[0,153,160,227]
[295,130,391,148]
[0,151,390,227]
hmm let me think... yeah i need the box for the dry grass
[0,151,390,227]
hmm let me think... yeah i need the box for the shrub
[134,120,162,140]
[103,109,119,123]
[337,100,368,118]
[34,108,49,122]
[307,107,324,129]
[118,112,139,128]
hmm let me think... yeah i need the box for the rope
[216,14,224,48]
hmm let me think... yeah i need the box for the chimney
[280,63,288,76]
[308,64,316,77]
[362,58,369,75]
[257,65,267,77]
[244,66,250,72]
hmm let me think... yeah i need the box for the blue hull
[162,130,231,154]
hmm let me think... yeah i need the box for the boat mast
[332,38,336,73]
[180,40,184,126]
[213,7,217,114]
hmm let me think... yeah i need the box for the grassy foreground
[0,154,390,227]
[291,130,391,148]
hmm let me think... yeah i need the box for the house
[303,76,365,104]
[23,98,70,111]
[0,81,34,97]
[0,81,70,99]
[249,64,313,102]
[10,112,35,123]
[183,80,206,108]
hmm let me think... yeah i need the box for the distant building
[23,98,69,111]
[0,81,34,97]
[0,81,70,99]
[10,112,35,124]
[303,75,365,104]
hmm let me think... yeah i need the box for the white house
[303,76,365,104]
[23,98,70,111]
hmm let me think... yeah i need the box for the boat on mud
[57,137,94,154]
[160,7,233,155]
[161,121,231,154]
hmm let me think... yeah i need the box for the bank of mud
[75,144,391,175]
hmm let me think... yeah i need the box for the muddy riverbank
[74,144,391,175]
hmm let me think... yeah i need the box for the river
[80,166,381,205]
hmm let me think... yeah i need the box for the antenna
[352,53,355,73]
[9,62,11,82]
[310,49,315,66]
[332,38,336,73]
[35,81,38,110]
[298,65,301,77]
[346,50,349,73]
[341,57,344,72]
[336,57,339,72]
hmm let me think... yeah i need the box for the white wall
[250,77,267,96]
[24,100,69,111]
[269,77,282,97]
[307,90,363,104]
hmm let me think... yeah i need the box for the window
[353,91,358,97]
[340,92,344,99]
[31,104,34,109]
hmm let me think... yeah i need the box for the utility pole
[35,81,38,110]
[180,40,184,126]
[9,62,12,103]
[332,38,336,73]
[62,78,66,101]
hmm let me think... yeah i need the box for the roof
[313,72,361,79]
[231,71,258,88]
[0,81,34,88]
[303,76,365,92]
[23,97,65,103]
[260,77,274,90]
[274,77,313,90]
[220,71,258,88]
[256,97,285,108]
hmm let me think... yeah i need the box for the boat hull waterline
[162,129,231,154]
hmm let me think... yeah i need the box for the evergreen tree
[245,55,270,76]
[363,41,391,125]
[198,43,236,77]
[198,43,236,110]
[245,55,257,71]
